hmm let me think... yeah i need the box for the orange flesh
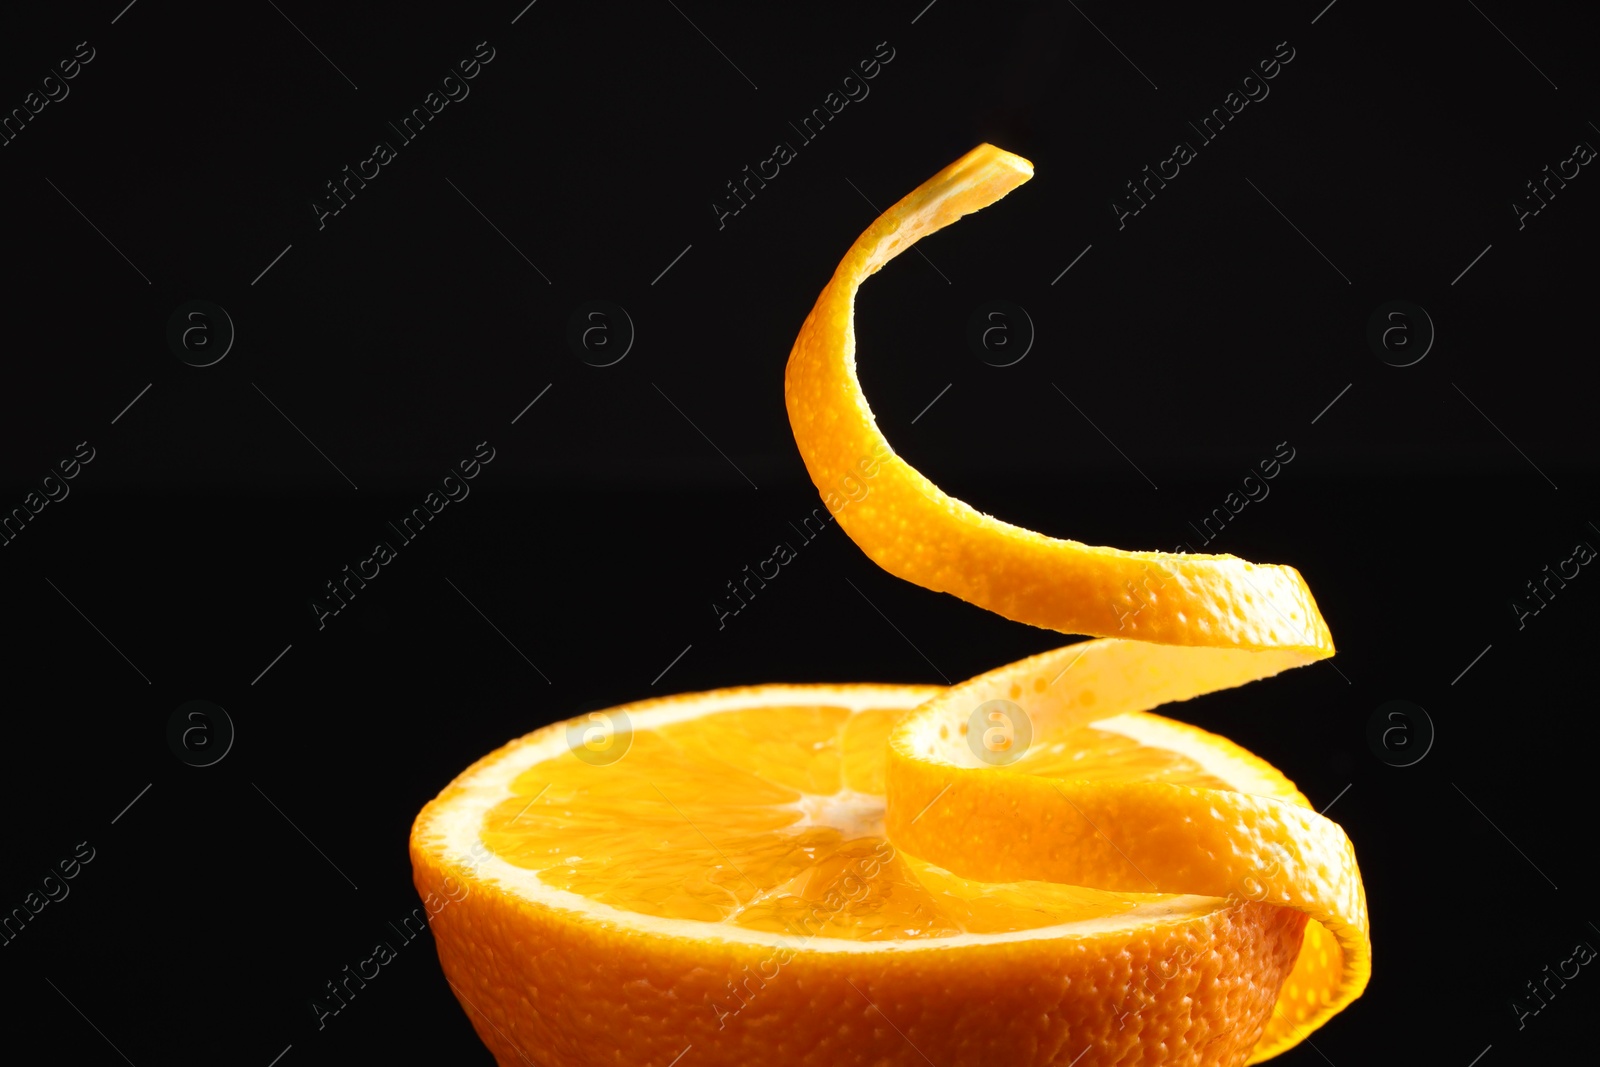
[481,704,1233,938]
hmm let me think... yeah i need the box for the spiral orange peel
[785,143,1367,1061]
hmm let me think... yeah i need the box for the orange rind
[784,144,1333,658]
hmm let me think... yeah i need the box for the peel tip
[977,142,1035,179]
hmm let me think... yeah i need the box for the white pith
[420,684,1255,953]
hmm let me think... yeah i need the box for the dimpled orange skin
[884,643,1370,1064]
[410,686,1309,1067]
[783,144,1333,656]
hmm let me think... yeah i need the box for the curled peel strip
[784,144,1368,1062]
[785,145,1333,655]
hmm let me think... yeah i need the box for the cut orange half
[412,684,1318,1067]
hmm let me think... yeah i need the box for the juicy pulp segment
[479,701,1254,939]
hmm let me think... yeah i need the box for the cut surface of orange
[411,684,1316,1066]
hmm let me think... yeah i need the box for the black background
[1,1,1596,1064]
